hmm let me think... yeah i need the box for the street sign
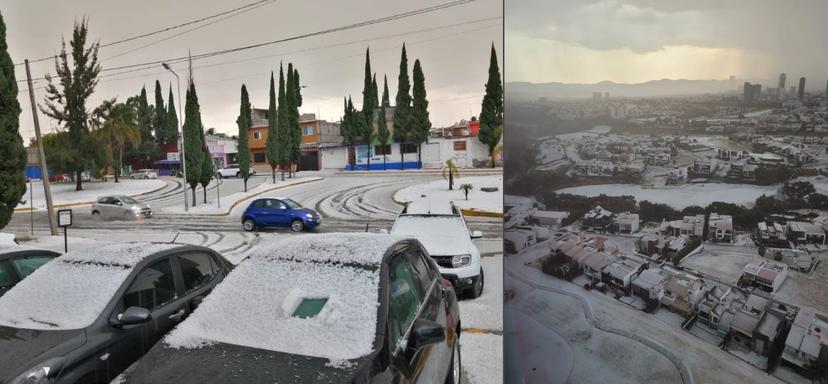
[57,209,72,252]
[58,209,72,227]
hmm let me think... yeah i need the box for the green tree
[292,67,303,176]
[0,11,26,228]
[94,102,140,183]
[236,85,252,191]
[265,70,279,182]
[40,19,101,190]
[183,81,204,206]
[276,64,290,180]
[361,49,377,170]
[198,125,214,204]
[376,76,391,170]
[286,63,300,178]
[341,97,358,167]
[133,86,159,166]
[479,44,503,168]
[410,59,431,166]
[167,84,178,147]
[152,80,168,146]
[382,74,390,106]
[393,44,412,170]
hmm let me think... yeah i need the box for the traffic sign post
[57,209,72,252]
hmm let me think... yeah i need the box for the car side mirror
[115,201,123,206]
[115,306,152,326]
[280,206,287,210]
[471,230,483,239]
[408,318,446,351]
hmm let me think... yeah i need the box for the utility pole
[25,59,58,235]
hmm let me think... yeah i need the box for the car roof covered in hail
[59,242,181,267]
[247,233,407,265]
[0,243,48,255]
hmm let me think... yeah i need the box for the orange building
[247,109,341,171]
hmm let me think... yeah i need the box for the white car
[390,202,484,299]
[216,164,256,178]
[129,169,157,179]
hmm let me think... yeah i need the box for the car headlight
[11,357,64,384]
[305,213,314,218]
[451,254,472,267]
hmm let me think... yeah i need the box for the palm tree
[443,159,460,190]
[459,183,473,200]
[94,103,141,182]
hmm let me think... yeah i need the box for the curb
[169,177,324,217]
[13,180,170,213]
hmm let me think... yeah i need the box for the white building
[615,212,640,234]
[741,260,789,293]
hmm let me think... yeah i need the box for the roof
[756,312,782,339]
[582,252,610,271]
[532,210,569,220]
[248,233,406,266]
[788,221,825,234]
[60,242,181,268]
[632,268,668,290]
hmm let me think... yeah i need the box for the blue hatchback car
[241,197,321,232]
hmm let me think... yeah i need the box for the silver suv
[91,195,153,220]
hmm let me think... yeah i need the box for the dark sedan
[0,244,60,297]
[123,233,462,384]
[0,242,233,384]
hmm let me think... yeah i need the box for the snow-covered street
[4,171,503,384]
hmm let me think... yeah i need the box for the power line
[13,0,279,66]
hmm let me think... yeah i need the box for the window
[253,131,261,140]
[253,152,266,163]
[400,143,418,154]
[11,254,55,279]
[408,251,435,292]
[374,145,391,155]
[0,263,14,288]
[252,199,267,208]
[123,258,177,312]
[303,126,314,136]
[388,256,424,346]
[266,199,286,209]
[453,141,467,151]
[178,253,217,293]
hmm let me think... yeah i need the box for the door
[300,151,320,171]
[406,249,453,382]
[106,257,186,375]
[386,250,448,383]
[268,199,292,226]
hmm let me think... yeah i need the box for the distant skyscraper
[799,77,806,99]
[790,86,797,97]
[777,73,786,99]
[743,82,761,103]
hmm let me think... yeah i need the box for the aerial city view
[505,1,828,383]
[0,0,502,383]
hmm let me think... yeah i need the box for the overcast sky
[4,0,502,143]
[507,0,828,86]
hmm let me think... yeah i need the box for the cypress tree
[285,63,299,178]
[276,64,289,181]
[0,11,26,229]
[382,74,390,106]
[199,124,214,203]
[372,74,379,107]
[479,44,503,168]
[411,59,431,166]
[265,70,279,182]
[152,80,167,146]
[393,44,411,170]
[292,67,302,176]
[237,85,251,191]
[377,76,391,171]
[361,48,375,170]
[167,85,178,148]
[341,97,353,167]
[183,81,204,205]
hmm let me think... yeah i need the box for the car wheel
[468,269,484,299]
[243,219,256,232]
[123,212,132,220]
[143,175,149,179]
[92,211,101,220]
[236,172,241,178]
[216,173,223,179]
[290,219,304,232]
[445,337,462,384]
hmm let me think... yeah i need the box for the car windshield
[120,196,139,204]
[283,199,302,209]
[0,260,133,330]
[11,255,55,278]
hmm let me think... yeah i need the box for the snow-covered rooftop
[164,248,384,362]
[247,233,406,266]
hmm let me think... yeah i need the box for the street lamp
[162,63,188,212]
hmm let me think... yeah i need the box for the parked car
[92,195,153,220]
[0,242,234,384]
[390,202,485,298]
[215,164,255,178]
[0,244,60,297]
[129,169,158,179]
[241,197,320,232]
[121,233,462,384]
[48,173,70,183]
